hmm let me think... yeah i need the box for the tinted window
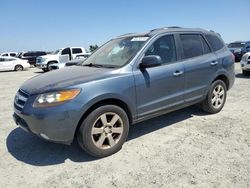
[2,53,8,56]
[200,36,211,54]
[145,35,177,64]
[10,53,16,57]
[180,34,203,59]
[23,53,31,57]
[205,34,225,51]
[61,48,71,55]
[72,48,82,54]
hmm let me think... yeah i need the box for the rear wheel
[201,80,227,114]
[15,65,23,71]
[77,105,129,157]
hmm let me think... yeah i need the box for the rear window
[72,48,82,54]
[180,34,204,59]
[205,34,225,51]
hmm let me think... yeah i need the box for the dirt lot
[0,63,249,188]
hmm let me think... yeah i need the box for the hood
[21,66,116,94]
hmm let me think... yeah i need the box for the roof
[116,26,218,39]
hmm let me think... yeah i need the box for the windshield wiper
[82,63,116,68]
[82,63,103,67]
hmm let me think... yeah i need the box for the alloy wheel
[91,112,123,149]
[211,84,225,109]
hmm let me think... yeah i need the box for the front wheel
[201,80,227,114]
[77,105,129,157]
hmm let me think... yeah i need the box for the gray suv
[13,27,235,157]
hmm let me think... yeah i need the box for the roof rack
[150,26,182,32]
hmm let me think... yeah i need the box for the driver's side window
[145,35,177,64]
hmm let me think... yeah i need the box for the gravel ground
[0,64,249,188]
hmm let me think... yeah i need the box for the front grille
[36,58,42,64]
[14,89,29,111]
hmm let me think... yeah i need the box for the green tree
[89,45,99,52]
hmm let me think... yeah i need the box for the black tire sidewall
[206,80,227,113]
[78,105,129,157]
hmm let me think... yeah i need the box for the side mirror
[140,55,162,69]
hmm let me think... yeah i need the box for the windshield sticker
[131,37,149,42]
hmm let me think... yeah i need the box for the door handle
[210,61,218,66]
[173,70,183,77]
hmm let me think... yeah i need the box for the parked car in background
[13,27,234,157]
[18,51,47,66]
[228,41,250,62]
[0,56,30,71]
[1,52,18,57]
[36,47,87,72]
[49,55,88,70]
[240,52,250,75]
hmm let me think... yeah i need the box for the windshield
[228,42,245,48]
[82,36,149,68]
[52,49,61,54]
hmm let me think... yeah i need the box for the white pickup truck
[36,47,88,71]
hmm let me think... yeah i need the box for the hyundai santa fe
[13,27,235,157]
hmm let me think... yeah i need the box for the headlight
[33,89,81,108]
[41,58,47,62]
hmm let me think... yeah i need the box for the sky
[1,0,250,53]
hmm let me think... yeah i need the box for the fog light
[40,133,50,140]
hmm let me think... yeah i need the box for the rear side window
[180,34,204,59]
[72,48,82,54]
[205,34,225,51]
[2,53,8,56]
[200,36,211,54]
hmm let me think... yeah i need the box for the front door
[59,48,71,63]
[133,35,185,119]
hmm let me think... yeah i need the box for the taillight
[231,53,235,62]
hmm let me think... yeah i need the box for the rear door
[133,34,185,119]
[178,33,218,103]
[72,48,83,59]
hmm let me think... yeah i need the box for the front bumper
[13,91,84,145]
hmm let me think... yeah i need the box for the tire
[42,68,47,72]
[201,80,227,114]
[15,65,23,71]
[47,61,56,71]
[77,105,129,157]
[242,70,248,76]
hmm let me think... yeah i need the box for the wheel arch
[212,74,229,90]
[14,64,23,70]
[74,98,133,138]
